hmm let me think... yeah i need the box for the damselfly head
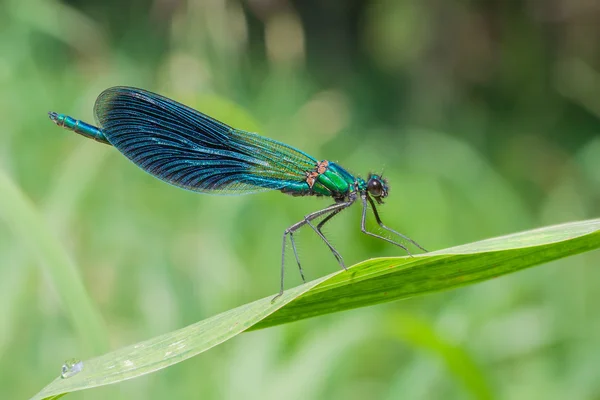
[366,174,388,203]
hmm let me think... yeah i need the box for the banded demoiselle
[49,87,426,299]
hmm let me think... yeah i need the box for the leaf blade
[31,218,600,400]
[256,219,600,329]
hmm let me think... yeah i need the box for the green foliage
[31,220,600,399]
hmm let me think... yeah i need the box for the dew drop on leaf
[61,359,84,379]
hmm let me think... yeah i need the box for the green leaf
[31,219,600,400]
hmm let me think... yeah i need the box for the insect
[49,87,426,300]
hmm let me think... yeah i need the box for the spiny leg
[317,208,343,236]
[277,231,305,304]
[311,207,349,266]
[282,204,341,283]
[289,232,304,282]
[294,202,352,269]
[305,219,345,267]
[287,211,344,283]
[273,201,352,301]
[360,194,412,255]
[366,195,427,252]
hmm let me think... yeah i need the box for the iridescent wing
[94,87,316,194]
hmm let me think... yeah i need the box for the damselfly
[49,87,426,299]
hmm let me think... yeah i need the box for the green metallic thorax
[280,161,365,199]
[312,162,361,199]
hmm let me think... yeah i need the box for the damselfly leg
[365,195,428,252]
[359,195,410,253]
[317,207,344,237]
[274,201,353,301]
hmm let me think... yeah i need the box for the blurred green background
[1,0,600,398]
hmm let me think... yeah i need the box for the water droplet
[61,358,84,379]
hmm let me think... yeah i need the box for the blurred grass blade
[0,141,108,357]
[31,219,600,399]
[0,169,108,355]
[9,0,106,57]
[387,313,493,400]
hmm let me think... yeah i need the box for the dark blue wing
[93,87,317,194]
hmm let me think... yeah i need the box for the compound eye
[368,178,383,197]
